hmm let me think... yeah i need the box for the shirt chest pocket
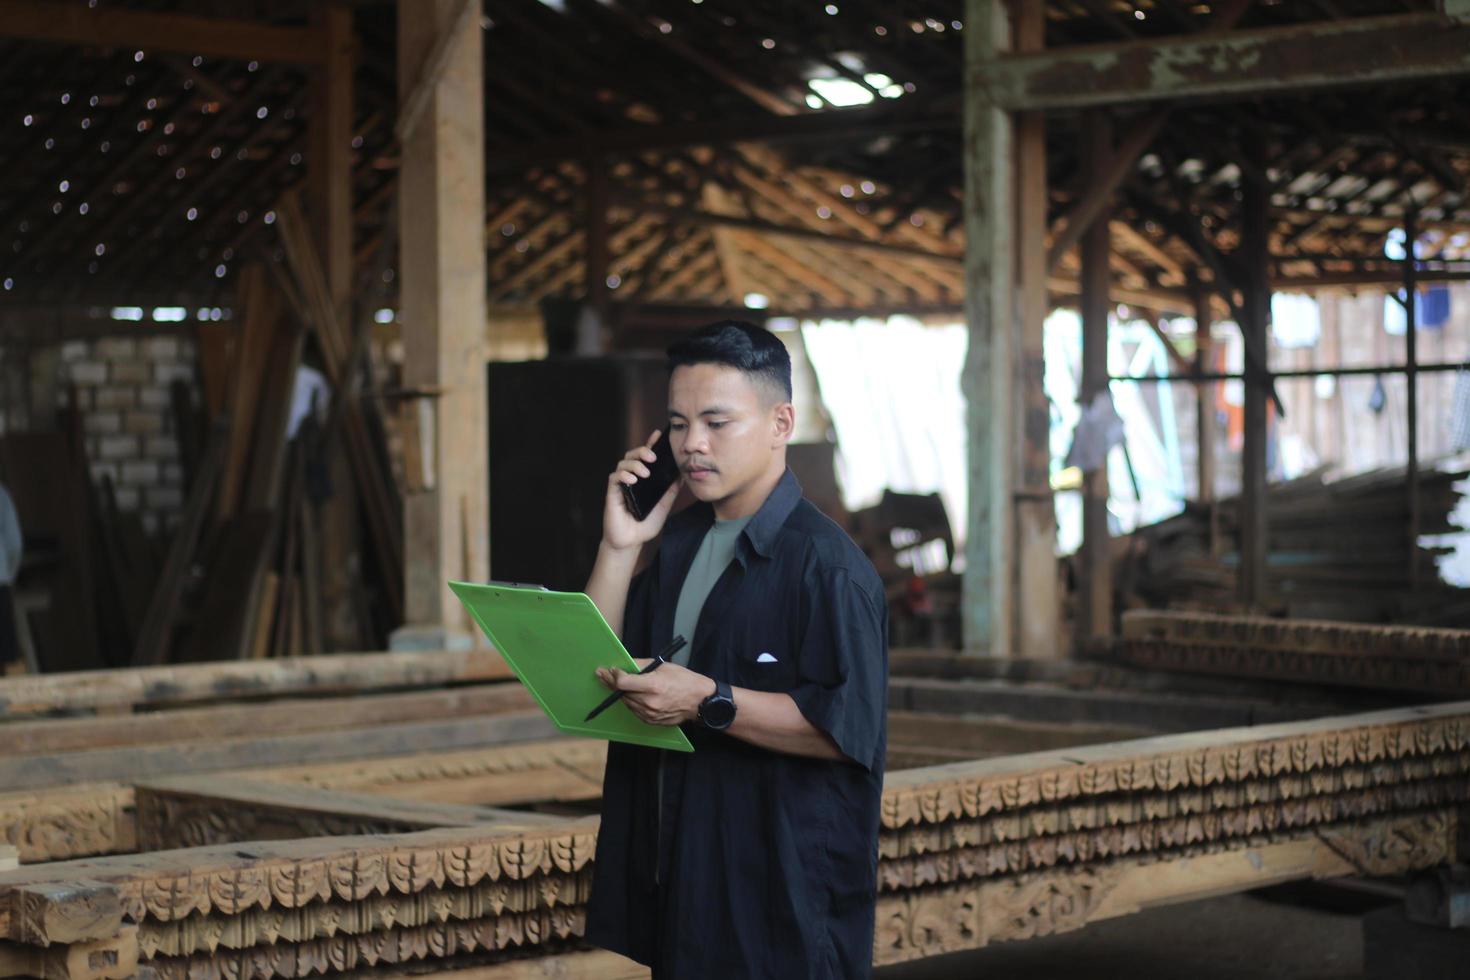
[727,636,800,693]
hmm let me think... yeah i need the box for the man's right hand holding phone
[586,429,682,640]
[602,429,680,552]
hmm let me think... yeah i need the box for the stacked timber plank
[1117,610,1470,697]
[1120,464,1470,625]
[0,701,1465,977]
[0,649,527,865]
[124,191,401,669]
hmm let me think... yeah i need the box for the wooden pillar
[308,4,362,649]
[1078,111,1113,642]
[309,5,353,325]
[961,0,1016,655]
[1404,209,1420,585]
[1013,4,1058,660]
[1192,275,1215,503]
[1192,273,1221,557]
[1238,131,1270,609]
[585,157,610,347]
[394,0,488,647]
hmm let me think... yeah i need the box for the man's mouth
[685,464,716,480]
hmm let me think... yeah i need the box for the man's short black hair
[666,320,793,402]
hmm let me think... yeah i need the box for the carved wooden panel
[0,786,135,864]
[1119,610,1470,694]
[874,810,1457,964]
[1,703,1466,978]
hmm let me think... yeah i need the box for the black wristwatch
[698,678,736,731]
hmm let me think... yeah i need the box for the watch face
[701,694,736,730]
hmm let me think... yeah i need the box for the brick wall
[59,335,196,533]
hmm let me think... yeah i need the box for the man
[583,321,888,978]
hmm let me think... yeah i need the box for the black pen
[585,635,688,722]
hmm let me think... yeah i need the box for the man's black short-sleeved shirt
[586,469,888,979]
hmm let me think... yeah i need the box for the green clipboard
[448,580,694,753]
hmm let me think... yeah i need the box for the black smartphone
[620,429,681,521]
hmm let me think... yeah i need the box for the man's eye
[669,423,686,432]
[708,421,727,429]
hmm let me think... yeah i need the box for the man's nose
[682,427,711,456]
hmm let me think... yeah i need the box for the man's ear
[771,401,796,447]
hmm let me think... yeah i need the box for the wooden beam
[1079,110,1113,643]
[2,686,530,758]
[498,227,583,297]
[1042,0,1260,281]
[737,147,885,240]
[0,881,121,946]
[255,738,607,807]
[887,711,1145,763]
[0,739,604,865]
[1238,129,1270,609]
[489,103,958,172]
[1047,112,1168,275]
[585,158,610,331]
[0,926,138,980]
[0,648,509,719]
[1208,0,1257,27]
[733,231,863,307]
[625,201,965,267]
[309,2,354,330]
[397,0,489,641]
[977,13,1470,111]
[875,811,1455,965]
[395,0,478,144]
[1142,314,1192,375]
[372,952,650,980]
[646,236,722,302]
[3,701,1467,977]
[701,183,756,304]
[0,712,555,793]
[0,1,327,63]
[1046,274,1192,315]
[1013,3,1059,662]
[1193,275,1217,507]
[961,0,1016,655]
[589,0,801,117]
[1404,207,1421,586]
[134,776,557,851]
[1118,610,1470,695]
[1112,220,1186,284]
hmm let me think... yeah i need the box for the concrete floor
[877,891,1371,980]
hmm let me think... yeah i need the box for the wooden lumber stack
[1116,609,1470,697]
[1118,464,1470,626]
[274,190,403,628]
[0,649,526,865]
[120,190,405,667]
[0,701,1465,977]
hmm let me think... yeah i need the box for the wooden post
[1404,208,1420,585]
[308,4,361,649]
[1192,272,1221,557]
[309,4,353,326]
[1013,3,1058,660]
[584,157,610,351]
[1079,110,1113,642]
[395,0,489,647]
[961,0,1015,655]
[1238,131,1270,609]
[1190,275,1216,503]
